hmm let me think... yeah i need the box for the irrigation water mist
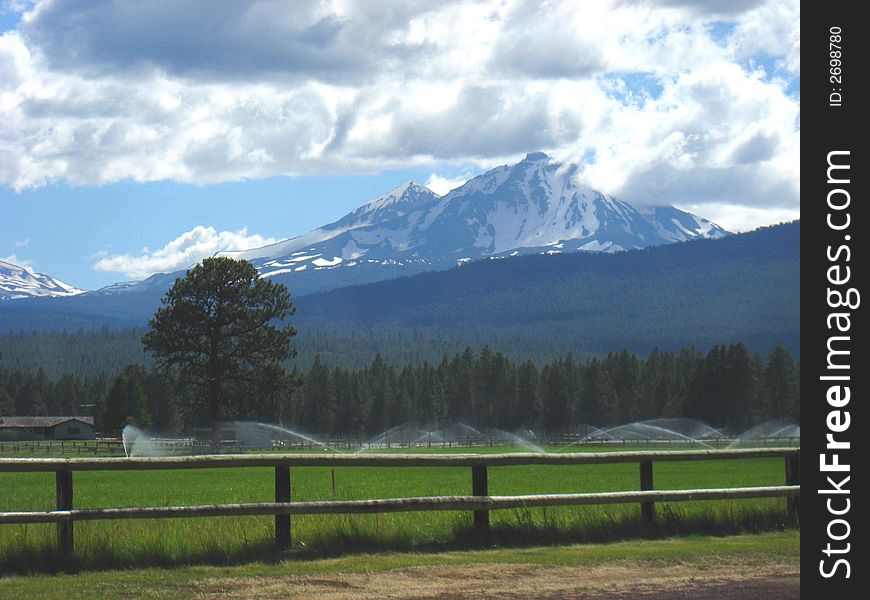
[727,421,801,448]
[121,418,798,456]
[558,418,728,451]
[358,422,545,453]
[482,427,546,453]
[121,424,168,457]
[226,421,340,452]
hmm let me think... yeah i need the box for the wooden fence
[0,439,127,456]
[0,437,801,456]
[0,447,800,555]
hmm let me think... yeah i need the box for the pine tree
[0,387,12,418]
[723,342,756,430]
[301,356,335,433]
[103,366,152,436]
[580,358,616,427]
[365,354,396,434]
[515,359,541,429]
[541,358,574,432]
[763,345,798,421]
[142,257,299,447]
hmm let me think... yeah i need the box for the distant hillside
[293,221,799,356]
[0,222,798,363]
[1,151,728,323]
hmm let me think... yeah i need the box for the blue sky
[1,164,476,286]
[1,0,800,290]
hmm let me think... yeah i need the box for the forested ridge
[2,342,798,437]
[1,223,799,437]
[0,224,799,376]
[0,222,799,360]
[0,327,590,378]
[294,222,799,355]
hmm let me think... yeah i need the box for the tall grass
[0,449,797,574]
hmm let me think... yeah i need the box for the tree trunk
[210,385,221,452]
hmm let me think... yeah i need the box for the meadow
[0,445,796,573]
[0,531,800,599]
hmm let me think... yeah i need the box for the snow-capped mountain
[0,260,84,300]
[25,152,727,306]
[228,181,446,277]
[228,152,728,280]
[90,271,183,296]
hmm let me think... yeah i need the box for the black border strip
[804,3,865,595]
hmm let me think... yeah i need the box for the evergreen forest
[1,342,799,438]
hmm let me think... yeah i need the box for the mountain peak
[0,259,85,301]
[523,151,550,162]
[361,181,440,213]
[216,153,727,287]
[388,180,416,195]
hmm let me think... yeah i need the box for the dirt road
[194,560,799,599]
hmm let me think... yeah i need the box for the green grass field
[0,531,800,599]
[0,446,797,573]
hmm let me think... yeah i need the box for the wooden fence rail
[0,486,800,525]
[0,447,798,470]
[0,448,799,556]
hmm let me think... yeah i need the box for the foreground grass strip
[0,531,799,599]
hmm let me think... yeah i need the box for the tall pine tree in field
[142,257,299,448]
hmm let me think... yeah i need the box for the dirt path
[193,560,799,599]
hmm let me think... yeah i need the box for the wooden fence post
[639,460,654,522]
[275,465,291,548]
[471,463,489,536]
[56,468,74,556]
[785,454,800,519]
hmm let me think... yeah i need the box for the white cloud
[569,60,800,211]
[424,173,466,195]
[0,254,33,270]
[1,0,799,229]
[677,203,799,233]
[92,226,282,279]
[729,0,800,74]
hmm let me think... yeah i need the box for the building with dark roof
[0,416,95,440]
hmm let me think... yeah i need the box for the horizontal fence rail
[0,448,800,556]
[0,437,801,457]
[0,447,798,472]
[0,486,800,525]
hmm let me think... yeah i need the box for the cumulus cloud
[352,83,584,160]
[92,226,281,279]
[559,57,800,212]
[424,173,465,195]
[677,204,799,233]
[728,0,800,75]
[0,254,34,270]
[487,1,607,79]
[648,0,767,16]
[2,0,799,226]
[20,0,408,82]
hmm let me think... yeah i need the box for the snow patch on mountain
[91,153,728,299]
[0,260,85,300]
[220,153,729,284]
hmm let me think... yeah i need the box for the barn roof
[0,416,95,428]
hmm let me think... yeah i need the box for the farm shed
[0,416,95,441]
